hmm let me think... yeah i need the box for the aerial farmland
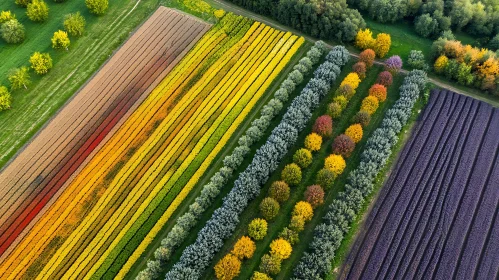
[0,0,498,280]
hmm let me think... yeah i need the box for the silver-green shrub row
[135,41,328,280]
[163,46,351,279]
[292,70,428,280]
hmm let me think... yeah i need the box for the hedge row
[292,70,428,280]
[135,41,329,280]
[164,46,351,279]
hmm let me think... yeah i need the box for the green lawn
[0,0,160,169]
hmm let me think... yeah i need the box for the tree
[434,55,449,74]
[352,111,371,128]
[260,197,280,220]
[0,11,16,24]
[304,133,322,152]
[248,218,267,240]
[336,83,355,99]
[333,95,348,110]
[85,0,109,15]
[324,154,346,176]
[279,227,299,245]
[408,50,428,70]
[327,102,342,119]
[214,254,241,280]
[29,52,53,75]
[384,55,403,74]
[281,163,302,186]
[355,28,375,50]
[0,86,12,111]
[368,84,387,102]
[340,73,361,90]
[313,115,333,138]
[352,61,366,79]
[368,0,408,23]
[232,236,256,260]
[259,254,281,276]
[359,49,376,68]
[289,215,305,232]
[1,19,25,44]
[293,201,313,221]
[332,134,355,158]
[449,0,474,30]
[64,12,86,37]
[293,148,312,168]
[456,62,474,86]
[304,185,325,208]
[374,33,391,58]
[15,0,32,7]
[51,30,70,50]
[361,96,379,115]
[270,238,292,260]
[27,0,49,22]
[489,34,499,51]
[316,168,336,190]
[346,123,364,144]
[415,13,438,38]
[268,181,290,203]
[251,272,272,280]
[8,67,31,90]
[377,71,393,86]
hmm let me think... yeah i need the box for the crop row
[0,13,250,279]
[344,89,499,280]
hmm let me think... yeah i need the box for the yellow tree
[8,67,31,90]
[292,201,313,221]
[0,86,12,111]
[355,28,375,50]
[0,11,16,24]
[434,55,449,74]
[374,33,391,58]
[324,154,346,176]
[214,254,241,280]
[345,124,364,143]
[231,236,256,260]
[51,30,70,50]
[29,52,53,75]
[270,238,292,260]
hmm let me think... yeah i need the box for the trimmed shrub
[293,201,313,221]
[231,236,256,260]
[332,134,355,158]
[270,238,292,260]
[304,133,322,152]
[293,148,312,168]
[359,49,376,68]
[289,214,305,232]
[304,185,325,208]
[324,154,346,176]
[281,163,302,186]
[408,50,427,70]
[376,71,393,87]
[260,197,280,220]
[259,254,281,276]
[214,254,241,280]
[360,96,379,115]
[316,168,336,190]
[332,95,348,110]
[279,227,300,245]
[345,124,364,143]
[268,181,290,203]
[384,55,403,75]
[251,272,272,280]
[327,102,342,119]
[352,61,367,79]
[336,84,355,99]
[248,218,267,241]
[313,115,333,138]
[1,19,25,44]
[368,84,387,102]
[352,111,371,128]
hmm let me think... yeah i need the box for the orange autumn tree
[359,49,376,68]
[368,84,387,102]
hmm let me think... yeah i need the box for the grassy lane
[278,68,405,280]
[0,0,160,169]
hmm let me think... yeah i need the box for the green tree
[85,0,109,15]
[8,67,31,90]
[51,30,70,50]
[456,62,474,86]
[29,52,53,75]
[27,0,49,22]
[64,12,86,37]
[0,86,12,111]
[449,0,474,29]
[1,19,25,44]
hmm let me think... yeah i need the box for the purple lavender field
[342,89,499,280]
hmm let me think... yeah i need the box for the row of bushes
[292,69,428,279]
[134,41,329,280]
[164,46,351,279]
